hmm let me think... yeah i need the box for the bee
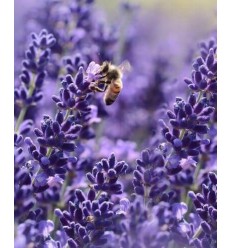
[90,61,131,105]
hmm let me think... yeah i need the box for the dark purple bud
[75,68,84,85]
[196,57,204,65]
[211,62,217,73]
[54,209,63,218]
[133,170,143,181]
[197,116,210,123]
[41,156,50,166]
[67,124,82,134]
[61,120,72,132]
[207,82,217,93]
[184,78,192,85]
[100,202,108,213]
[74,212,83,226]
[75,100,88,110]
[37,137,47,146]
[187,149,199,156]
[114,162,124,173]
[194,71,202,83]
[194,125,208,134]
[207,190,216,204]
[108,169,117,178]
[63,89,71,103]
[63,211,72,222]
[141,150,150,164]
[173,138,182,148]
[188,84,199,91]
[143,170,152,184]
[96,172,104,185]
[167,110,176,119]
[136,159,146,167]
[188,94,196,107]
[199,65,208,75]
[196,193,206,204]
[108,153,116,168]
[52,121,60,134]
[35,71,46,88]
[67,239,78,248]
[206,52,214,69]
[209,172,217,185]
[165,132,173,142]
[92,200,99,211]
[56,158,68,167]
[169,120,179,128]
[201,221,211,234]
[198,80,207,90]
[189,140,200,149]
[196,208,208,220]
[61,143,75,152]
[172,128,180,138]
[200,107,214,116]
[188,191,196,200]
[109,183,122,194]
[88,189,96,201]
[69,83,78,93]
[194,101,204,114]
[47,38,56,48]
[56,112,64,124]
[184,103,192,116]
[24,137,33,146]
[101,159,109,171]
[20,86,27,100]
[65,75,74,85]
[52,95,60,103]
[75,189,85,202]
[212,209,217,220]
[154,154,165,167]
[192,62,199,71]
[78,227,86,238]
[134,186,144,195]
[167,165,182,175]
[192,196,202,208]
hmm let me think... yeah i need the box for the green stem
[64,109,71,120]
[15,107,28,132]
[192,225,202,239]
[144,185,149,206]
[14,74,36,132]
[95,190,102,200]
[196,90,203,103]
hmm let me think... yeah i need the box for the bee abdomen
[104,91,119,105]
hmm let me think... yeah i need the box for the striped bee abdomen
[104,80,122,105]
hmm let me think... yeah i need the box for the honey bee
[90,61,131,105]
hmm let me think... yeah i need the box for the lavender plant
[14,1,217,248]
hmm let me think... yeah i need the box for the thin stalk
[15,74,36,132]
[192,225,202,239]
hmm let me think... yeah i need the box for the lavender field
[14,0,217,247]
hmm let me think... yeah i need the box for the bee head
[101,61,110,74]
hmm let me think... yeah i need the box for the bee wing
[118,60,132,74]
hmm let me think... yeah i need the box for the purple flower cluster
[14,1,217,248]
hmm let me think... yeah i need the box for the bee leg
[93,84,107,92]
